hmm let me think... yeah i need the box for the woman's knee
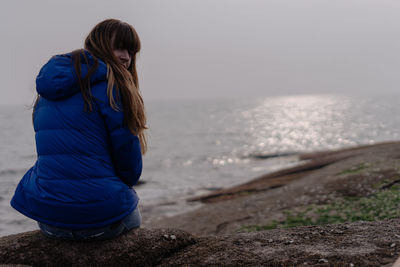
[122,206,142,230]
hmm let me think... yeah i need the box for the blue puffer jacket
[11,51,142,229]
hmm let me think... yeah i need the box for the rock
[160,220,400,266]
[0,228,195,267]
[1,220,400,266]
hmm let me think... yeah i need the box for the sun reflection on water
[242,95,358,156]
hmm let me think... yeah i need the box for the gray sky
[1,0,400,105]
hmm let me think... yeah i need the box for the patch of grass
[337,162,371,175]
[373,178,392,190]
[243,184,400,232]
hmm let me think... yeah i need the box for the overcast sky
[1,0,400,105]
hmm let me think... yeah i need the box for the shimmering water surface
[1,94,399,236]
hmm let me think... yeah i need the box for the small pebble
[318,258,328,263]
[349,263,354,267]
[391,243,396,248]
[170,235,176,240]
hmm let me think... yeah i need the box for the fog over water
[1,0,400,104]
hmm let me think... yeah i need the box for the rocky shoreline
[2,142,400,266]
[148,141,400,236]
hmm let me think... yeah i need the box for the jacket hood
[36,51,107,101]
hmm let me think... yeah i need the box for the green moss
[373,175,400,190]
[243,184,400,232]
[337,162,370,175]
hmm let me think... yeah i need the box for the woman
[11,19,147,240]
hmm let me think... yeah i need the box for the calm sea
[1,94,399,236]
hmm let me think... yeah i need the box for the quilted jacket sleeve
[94,83,143,187]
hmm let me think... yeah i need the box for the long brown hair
[77,19,147,154]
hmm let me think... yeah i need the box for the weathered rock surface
[161,219,400,266]
[1,220,400,266]
[0,228,195,267]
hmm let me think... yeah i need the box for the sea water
[1,94,399,236]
